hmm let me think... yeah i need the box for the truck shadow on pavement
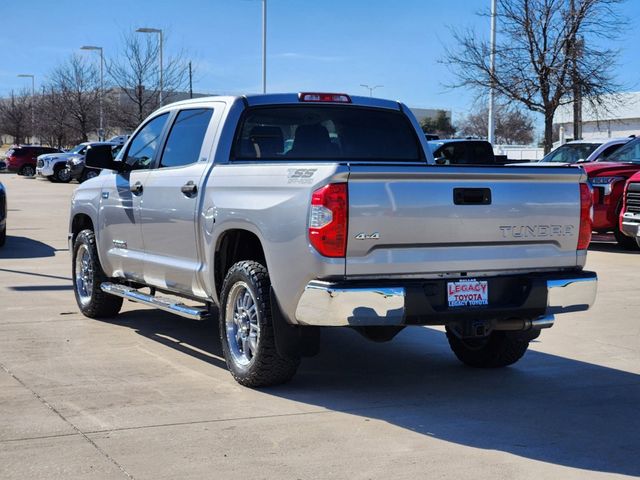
[588,242,640,254]
[0,236,60,259]
[109,309,639,477]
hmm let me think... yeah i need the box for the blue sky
[2,0,640,136]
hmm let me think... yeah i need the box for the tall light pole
[360,84,383,97]
[488,0,497,144]
[262,0,267,93]
[81,46,104,140]
[17,74,35,144]
[136,28,163,106]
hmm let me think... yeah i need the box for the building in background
[554,91,640,141]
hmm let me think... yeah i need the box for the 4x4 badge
[355,232,380,240]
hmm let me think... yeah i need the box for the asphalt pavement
[0,173,638,479]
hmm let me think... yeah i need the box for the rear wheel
[72,229,123,318]
[52,165,72,183]
[445,328,531,368]
[219,260,300,387]
[19,165,35,177]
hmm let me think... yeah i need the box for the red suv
[583,136,640,249]
[4,145,61,176]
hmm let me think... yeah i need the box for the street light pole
[81,46,104,140]
[488,0,497,144]
[17,74,35,144]
[360,84,383,97]
[262,0,267,94]
[136,28,163,106]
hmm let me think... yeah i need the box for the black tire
[614,227,639,250]
[72,229,123,318]
[219,260,300,387]
[80,169,99,183]
[19,165,35,177]
[0,225,5,247]
[445,328,531,368]
[52,165,72,183]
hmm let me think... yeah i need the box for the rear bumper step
[294,271,597,327]
[101,283,210,321]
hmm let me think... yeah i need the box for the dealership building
[554,91,640,141]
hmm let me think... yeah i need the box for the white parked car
[36,142,118,183]
[539,137,634,164]
[106,135,129,145]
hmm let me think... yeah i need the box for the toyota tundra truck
[69,93,598,387]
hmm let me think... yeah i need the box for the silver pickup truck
[69,93,597,387]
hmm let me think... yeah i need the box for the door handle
[130,182,144,195]
[181,181,198,197]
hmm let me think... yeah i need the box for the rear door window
[598,144,624,160]
[469,142,494,163]
[233,106,423,161]
[606,138,640,163]
[159,108,213,168]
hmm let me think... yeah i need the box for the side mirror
[85,144,123,172]
[434,156,449,165]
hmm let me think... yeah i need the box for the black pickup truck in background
[427,139,520,165]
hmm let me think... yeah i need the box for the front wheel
[219,261,300,387]
[80,169,99,183]
[72,229,123,318]
[53,165,72,183]
[614,227,639,250]
[445,328,531,368]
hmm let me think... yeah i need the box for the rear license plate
[447,279,488,307]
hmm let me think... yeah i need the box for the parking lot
[0,174,638,479]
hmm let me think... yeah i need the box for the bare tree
[0,90,32,144]
[458,103,534,145]
[107,31,191,129]
[50,55,101,143]
[444,0,625,153]
[35,85,73,149]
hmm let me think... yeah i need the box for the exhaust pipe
[494,315,555,331]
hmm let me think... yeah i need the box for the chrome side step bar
[101,283,210,321]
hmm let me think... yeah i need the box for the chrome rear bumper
[294,272,597,327]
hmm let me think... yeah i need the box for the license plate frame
[447,279,489,308]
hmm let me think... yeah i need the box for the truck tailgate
[346,165,586,277]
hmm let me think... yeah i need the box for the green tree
[421,110,456,138]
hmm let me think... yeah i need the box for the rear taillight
[309,183,348,257]
[577,183,593,250]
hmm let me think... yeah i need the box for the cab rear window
[232,106,423,161]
